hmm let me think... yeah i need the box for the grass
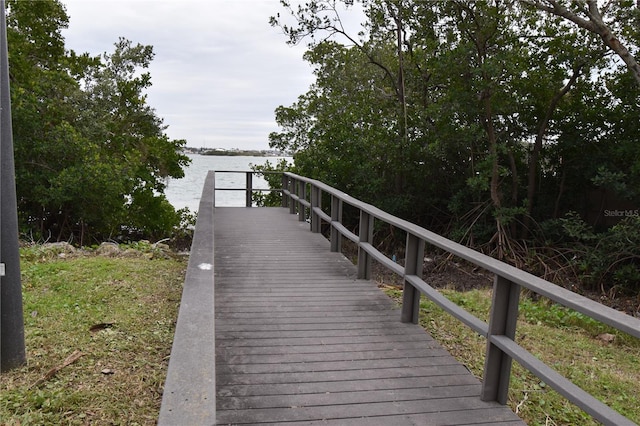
[0,243,186,425]
[382,285,640,425]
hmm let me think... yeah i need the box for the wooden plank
[217,355,460,375]
[216,334,431,348]
[214,312,401,323]
[215,365,471,386]
[217,374,485,397]
[216,397,513,424]
[216,324,434,339]
[214,208,524,425]
[217,385,484,410]
[217,347,450,364]
[216,340,440,356]
[279,410,525,426]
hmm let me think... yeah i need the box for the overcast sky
[61,0,325,151]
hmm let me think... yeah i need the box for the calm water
[165,153,291,212]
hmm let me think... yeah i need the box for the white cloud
[61,0,317,150]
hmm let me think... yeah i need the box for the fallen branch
[31,350,83,388]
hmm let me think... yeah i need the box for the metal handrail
[211,170,282,207]
[281,171,639,426]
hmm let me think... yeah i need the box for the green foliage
[251,159,291,207]
[592,166,631,199]
[6,0,189,244]
[270,0,640,293]
[555,213,640,293]
[559,211,597,241]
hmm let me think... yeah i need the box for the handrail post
[481,275,521,404]
[311,184,321,233]
[298,181,306,222]
[401,233,424,324]
[289,176,296,215]
[330,195,343,253]
[357,211,373,279]
[245,171,253,207]
[281,173,288,208]
[212,171,216,208]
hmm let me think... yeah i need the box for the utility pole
[0,0,26,372]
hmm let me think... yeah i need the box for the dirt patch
[372,255,494,292]
[422,257,495,291]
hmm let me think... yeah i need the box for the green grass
[1,244,186,425]
[383,286,640,426]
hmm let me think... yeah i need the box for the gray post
[212,172,216,208]
[289,177,296,215]
[1,0,26,372]
[310,185,320,233]
[401,233,424,324]
[330,195,342,253]
[245,172,252,207]
[481,275,520,404]
[357,211,373,279]
[281,174,288,208]
[298,181,306,222]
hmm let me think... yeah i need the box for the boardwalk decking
[214,207,524,425]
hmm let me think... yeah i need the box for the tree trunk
[553,168,566,218]
[483,96,502,211]
[393,7,407,194]
[596,26,640,86]
[483,93,507,258]
[521,66,582,238]
[587,0,640,86]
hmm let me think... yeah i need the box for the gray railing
[281,171,639,426]
[212,170,282,207]
[159,172,216,425]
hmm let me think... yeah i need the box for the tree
[270,0,640,258]
[7,0,189,243]
[76,38,189,240]
[271,1,456,221]
[513,4,608,237]
[272,0,413,192]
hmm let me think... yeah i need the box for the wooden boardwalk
[214,207,524,425]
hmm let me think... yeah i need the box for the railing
[212,170,282,207]
[158,172,216,425]
[281,171,640,426]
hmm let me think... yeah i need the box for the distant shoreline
[183,149,288,157]
[201,150,280,157]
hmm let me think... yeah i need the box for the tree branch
[520,0,640,86]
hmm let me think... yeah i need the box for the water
[165,153,291,212]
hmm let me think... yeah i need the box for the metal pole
[245,171,252,207]
[1,0,26,372]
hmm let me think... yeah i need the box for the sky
[60,0,326,151]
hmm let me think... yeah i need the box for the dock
[212,207,523,425]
